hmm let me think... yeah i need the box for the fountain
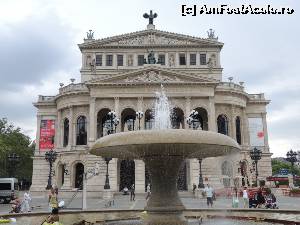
[90,86,240,225]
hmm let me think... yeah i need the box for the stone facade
[31,25,272,196]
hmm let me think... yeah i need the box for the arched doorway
[74,163,84,189]
[121,108,136,132]
[221,161,233,188]
[193,107,208,130]
[177,161,187,191]
[97,108,111,138]
[119,160,135,191]
[145,109,154,130]
[171,107,184,129]
[76,116,87,145]
[63,118,69,147]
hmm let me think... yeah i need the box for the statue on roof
[147,51,156,64]
[86,30,94,39]
[143,10,158,25]
[207,29,218,40]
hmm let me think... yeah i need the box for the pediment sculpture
[124,71,181,83]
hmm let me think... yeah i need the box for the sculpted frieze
[124,71,181,83]
[104,34,196,46]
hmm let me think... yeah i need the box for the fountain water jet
[90,86,240,225]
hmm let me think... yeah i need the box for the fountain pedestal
[144,155,187,225]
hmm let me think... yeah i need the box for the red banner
[39,120,55,150]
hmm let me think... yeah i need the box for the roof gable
[79,29,223,49]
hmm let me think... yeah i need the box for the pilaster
[185,96,191,129]
[69,106,74,149]
[231,105,236,140]
[262,112,269,152]
[35,115,42,155]
[56,109,62,149]
[242,108,250,146]
[114,97,121,133]
[89,97,96,144]
[208,96,216,131]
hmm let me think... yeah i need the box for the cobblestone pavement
[0,193,299,214]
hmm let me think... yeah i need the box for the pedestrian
[146,183,151,200]
[256,189,265,208]
[204,184,214,207]
[48,187,58,212]
[42,208,61,225]
[22,191,31,212]
[242,187,249,208]
[192,183,197,198]
[130,183,135,201]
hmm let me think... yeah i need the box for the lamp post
[7,153,20,177]
[104,157,112,189]
[186,110,198,129]
[136,111,144,130]
[198,158,204,188]
[250,147,262,187]
[107,111,119,134]
[45,149,57,189]
[286,149,298,186]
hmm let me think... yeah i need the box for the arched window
[217,114,229,135]
[76,116,87,145]
[145,109,154,130]
[121,108,136,132]
[63,118,69,147]
[192,107,208,130]
[74,163,84,189]
[235,116,242,144]
[97,108,111,138]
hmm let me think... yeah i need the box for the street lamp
[107,111,120,134]
[45,149,57,189]
[186,110,198,129]
[198,158,204,188]
[136,111,144,130]
[104,157,112,189]
[250,147,262,187]
[286,149,298,186]
[7,153,20,177]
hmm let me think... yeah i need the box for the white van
[0,178,19,203]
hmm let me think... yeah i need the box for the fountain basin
[90,129,240,159]
[91,130,240,225]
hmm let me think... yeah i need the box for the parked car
[0,178,19,203]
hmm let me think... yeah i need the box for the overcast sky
[0,0,299,157]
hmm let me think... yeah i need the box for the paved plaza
[0,192,299,214]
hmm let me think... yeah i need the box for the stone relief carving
[86,54,96,72]
[207,54,217,71]
[124,71,181,83]
[127,55,133,66]
[105,35,195,46]
[168,54,175,67]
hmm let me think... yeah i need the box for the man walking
[22,191,31,212]
[146,183,151,200]
[242,187,249,208]
[204,184,214,207]
[130,183,135,201]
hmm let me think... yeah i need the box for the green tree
[272,159,300,176]
[0,118,34,181]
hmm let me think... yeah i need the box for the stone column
[68,106,74,149]
[56,109,62,149]
[231,105,236,140]
[35,115,42,155]
[175,52,179,67]
[208,96,216,131]
[185,97,191,129]
[135,160,145,193]
[242,109,250,146]
[262,112,269,152]
[114,97,121,133]
[89,97,96,144]
[137,97,145,130]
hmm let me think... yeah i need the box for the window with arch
[76,116,87,145]
[63,118,69,147]
[192,107,208,130]
[121,108,136,132]
[217,114,229,135]
[171,107,184,129]
[145,109,154,130]
[235,116,242,144]
[97,108,111,138]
